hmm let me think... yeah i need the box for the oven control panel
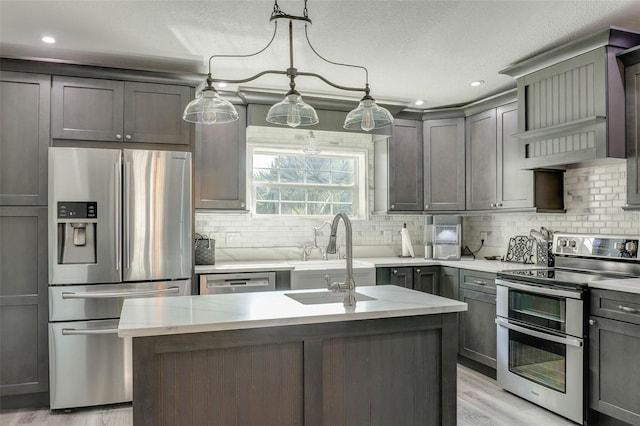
[553,234,639,260]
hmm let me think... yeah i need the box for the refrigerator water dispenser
[57,201,97,264]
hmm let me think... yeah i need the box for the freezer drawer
[49,319,131,410]
[49,279,190,321]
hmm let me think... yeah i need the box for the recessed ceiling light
[469,80,485,87]
[414,100,424,106]
[41,35,56,44]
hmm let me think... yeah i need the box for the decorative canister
[536,240,554,267]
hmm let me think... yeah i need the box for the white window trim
[247,143,368,220]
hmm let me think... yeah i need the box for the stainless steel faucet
[302,221,331,260]
[325,213,356,306]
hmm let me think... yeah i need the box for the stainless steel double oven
[496,233,640,425]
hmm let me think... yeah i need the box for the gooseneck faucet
[325,213,356,306]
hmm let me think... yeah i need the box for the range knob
[615,242,626,251]
[626,241,638,254]
[569,240,577,248]
[559,239,568,248]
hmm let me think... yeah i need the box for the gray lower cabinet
[589,289,640,425]
[623,56,640,207]
[195,105,247,210]
[0,206,49,398]
[0,71,50,206]
[51,76,192,145]
[439,267,459,301]
[388,119,423,212]
[458,270,496,369]
[376,266,439,294]
[423,118,465,211]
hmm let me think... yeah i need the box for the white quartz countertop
[195,257,544,275]
[588,277,640,294]
[118,285,468,338]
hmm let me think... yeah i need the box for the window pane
[334,204,352,214]
[306,170,331,184]
[279,156,305,169]
[281,202,306,215]
[333,190,353,203]
[331,172,353,185]
[279,169,304,183]
[254,154,278,168]
[281,188,305,201]
[331,158,354,172]
[256,187,279,201]
[253,168,276,182]
[308,203,331,215]
[256,201,278,214]
[307,189,332,203]
[306,157,331,171]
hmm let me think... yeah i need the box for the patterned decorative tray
[504,236,534,264]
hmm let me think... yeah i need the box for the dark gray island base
[132,313,458,426]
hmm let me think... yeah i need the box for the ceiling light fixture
[469,80,485,87]
[182,0,393,131]
[41,35,56,44]
[414,100,424,106]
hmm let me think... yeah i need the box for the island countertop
[118,285,467,338]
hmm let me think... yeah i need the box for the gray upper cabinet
[0,71,50,206]
[621,49,640,208]
[388,119,423,212]
[500,28,640,169]
[195,105,247,210]
[466,109,497,210]
[52,76,192,145]
[423,118,465,211]
[0,206,49,397]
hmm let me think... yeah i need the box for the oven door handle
[495,279,582,299]
[496,317,583,348]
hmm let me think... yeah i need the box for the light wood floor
[1,364,576,426]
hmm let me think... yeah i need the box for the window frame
[247,144,368,219]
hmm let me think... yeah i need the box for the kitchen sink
[285,291,376,305]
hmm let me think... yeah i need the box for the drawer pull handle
[472,280,487,285]
[618,305,639,314]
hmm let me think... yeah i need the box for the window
[249,147,367,218]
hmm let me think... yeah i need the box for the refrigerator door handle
[62,286,181,299]
[62,328,119,336]
[123,161,131,270]
[114,162,121,271]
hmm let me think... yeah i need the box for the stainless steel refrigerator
[48,147,192,410]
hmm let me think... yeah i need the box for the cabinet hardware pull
[125,134,132,140]
[416,268,421,273]
[618,305,639,314]
[392,269,398,275]
[589,319,596,326]
[472,280,486,285]
[116,134,122,140]
[425,204,429,209]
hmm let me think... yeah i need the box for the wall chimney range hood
[500,27,640,169]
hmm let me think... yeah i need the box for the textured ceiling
[2,0,640,110]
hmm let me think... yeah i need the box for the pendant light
[183,0,393,131]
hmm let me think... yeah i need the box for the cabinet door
[497,102,533,209]
[123,82,192,145]
[459,287,497,368]
[0,72,50,206]
[52,76,124,142]
[589,316,640,425]
[423,118,465,211]
[466,109,497,210]
[413,266,438,294]
[439,267,459,300]
[388,119,423,211]
[376,267,413,288]
[627,62,640,206]
[0,206,48,396]
[195,105,247,210]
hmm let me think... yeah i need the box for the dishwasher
[199,272,276,294]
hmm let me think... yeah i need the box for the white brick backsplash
[196,153,638,260]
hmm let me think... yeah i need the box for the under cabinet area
[589,289,640,425]
[195,105,247,210]
[51,76,192,145]
[376,266,439,294]
[458,270,497,371]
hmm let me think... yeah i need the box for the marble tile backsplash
[196,159,639,261]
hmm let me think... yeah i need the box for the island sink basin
[285,291,376,305]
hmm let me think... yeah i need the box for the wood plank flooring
[1,364,577,425]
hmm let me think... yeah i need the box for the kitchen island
[119,285,467,426]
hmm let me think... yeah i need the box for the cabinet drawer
[460,269,496,294]
[591,289,640,325]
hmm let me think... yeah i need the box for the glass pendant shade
[182,88,239,124]
[343,98,393,131]
[266,92,319,128]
